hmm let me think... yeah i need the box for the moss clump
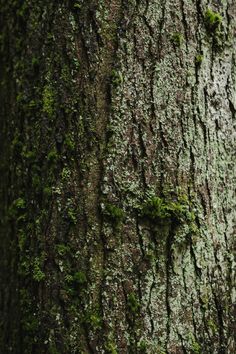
[103,203,124,224]
[21,149,36,161]
[32,258,45,282]
[8,197,26,220]
[111,69,123,87]
[105,342,118,354]
[73,271,87,285]
[56,244,70,257]
[43,186,52,198]
[31,57,39,67]
[188,333,201,353]
[18,254,31,277]
[13,197,25,210]
[11,133,23,154]
[61,167,71,181]
[73,1,82,10]
[89,314,102,329]
[191,340,201,354]
[18,229,27,252]
[171,32,183,46]
[138,340,147,353]
[141,197,170,220]
[47,148,58,163]
[204,9,224,49]
[195,54,203,65]
[207,319,217,334]
[67,207,77,225]
[64,133,75,152]
[127,292,140,314]
[65,271,87,294]
[84,309,102,330]
[141,196,195,224]
[205,9,222,32]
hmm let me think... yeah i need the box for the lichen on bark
[0,0,235,353]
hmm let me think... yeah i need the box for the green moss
[21,149,36,161]
[31,57,39,67]
[18,255,31,277]
[47,148,58,163]
[171,32,183,46]
[21,314,39,333]
[32,257,45,282]
[56,244,70,257]
[138,340,147,353]
[74,2,82,10]
[67,207,77,225]
[188,333,201,354]
[64,133,75,152]
[140,195,195,224]
[16,2,28,18]
[103,203,124,224]
[61,167,71,180]
[141,197,170,220]
[127,292,140,314]
[105,342,118,354]
[43,186,52,198]
[207,319,217,334]
[195,54,203,65]
[191,340,201,354]
[28,100,37,110]
[13,197,25,210]
[11,133,23,153]
[65,274,74,283]
[73,271,87,285]
[89,314,102,329]
[111,69,123,87]
[65,271,87,296]
[205,8,222,32]
[1,2,86,351]
[84,309,102,330]
[8,197,26,219]
[18,229,26,252]
[204,9,224,49]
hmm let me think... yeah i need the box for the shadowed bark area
[0,0,235,353]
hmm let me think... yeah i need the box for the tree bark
[0,0,235,353]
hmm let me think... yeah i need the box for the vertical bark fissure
[1,0,235,353]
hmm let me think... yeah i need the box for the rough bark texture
[0,0,235,353]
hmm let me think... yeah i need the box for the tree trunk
[0,1,235,353]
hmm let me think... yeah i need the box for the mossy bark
[0,0,235,353]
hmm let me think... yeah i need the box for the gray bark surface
[0,1,235,353]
